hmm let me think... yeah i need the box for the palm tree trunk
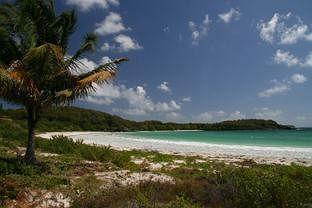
[25,106,38,164]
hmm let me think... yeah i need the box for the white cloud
[193,110,232,122]
[95,13,142,53]
[165,112,185,122]
[85,83,121,105]
[78,67,181,116]
[101,42,114,51]
[157,82,171,93]
[273,50,312,68]
[193,112,214,122]
[218,8,241,24]
[258,13,312,44]
[258,74,307,98]
[73,56,113,74]
[280,23,309,44]
[115,34,142,52]
[182,97,191,102]
[88,84,181,116]
[258,13,280,43]
[291,74,307,83]
[100,56,112,64]
[273,49,299,67]
[154,100,181,112]
[74,57,98,74]
[101,34,142,52]
[194,110,247,122]
[258,80,290,98]
[65,0,119,11]
[189,14,211,45]
[228,111,246,120]
[302,52,312,67]
[254,107,282,120]
[95,12,126,36]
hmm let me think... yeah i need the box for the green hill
[0,106,293,132]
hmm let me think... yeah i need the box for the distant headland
[0,106,294,132]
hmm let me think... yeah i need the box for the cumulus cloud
[258,81,290,98]
[73,57,98,74]
[115,34,142,52]
[254,107,283,120]
[193,110,247,122]
[101,42,114,51]
[273,49,312,68]
[193,112,214,122]
[70,56,119,105]
[95,12,142,53]
[95,12,126,36]
[182,97,191,102]
[218,8,241,24]
[85,83,121,105]
[193,110,232,122]
[88,84,181,116]
[73,56,113,74]
[165,112,185,122]
[100,56,112,64]
[258,13,279,43]
[189,14,211,45]
[65,0,119,11]
[291,74,307,83]
[157,82,171,93]
[228,111,246,120]
[259,74,307,98]
[75,58,180,116]
[258,13,312,44]
[273,49,300,67]
[102,34,142,52]
[302,52,312,67]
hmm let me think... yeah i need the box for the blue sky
[3,0,312,126]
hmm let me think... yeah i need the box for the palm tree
[0,0,127,163]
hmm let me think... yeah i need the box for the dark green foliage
[0,106,293,132]
[0,119,27,141]
[36,135,131,167]
[209,119,293,130]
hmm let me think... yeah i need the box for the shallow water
[125,129,312,148]
[38,131,312,164]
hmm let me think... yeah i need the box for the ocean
[124,129,312,148]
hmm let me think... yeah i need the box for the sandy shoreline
[37,131,312,166]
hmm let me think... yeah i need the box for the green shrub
[36,135,131,168]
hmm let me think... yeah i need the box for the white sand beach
[38,131,312,166]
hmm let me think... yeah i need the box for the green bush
[36,135,131,167]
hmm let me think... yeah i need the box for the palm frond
[66,33,98,68]
[0,65,39,105]
[51,58,128,104]
[77,58,128,86]
[54,10,77,50]
[23,43,65,79]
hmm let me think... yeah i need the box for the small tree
[0,0,127,163]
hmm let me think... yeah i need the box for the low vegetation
[0,106,293,132]
[0,117,311,207]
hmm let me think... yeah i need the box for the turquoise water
[125,129,312,148]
